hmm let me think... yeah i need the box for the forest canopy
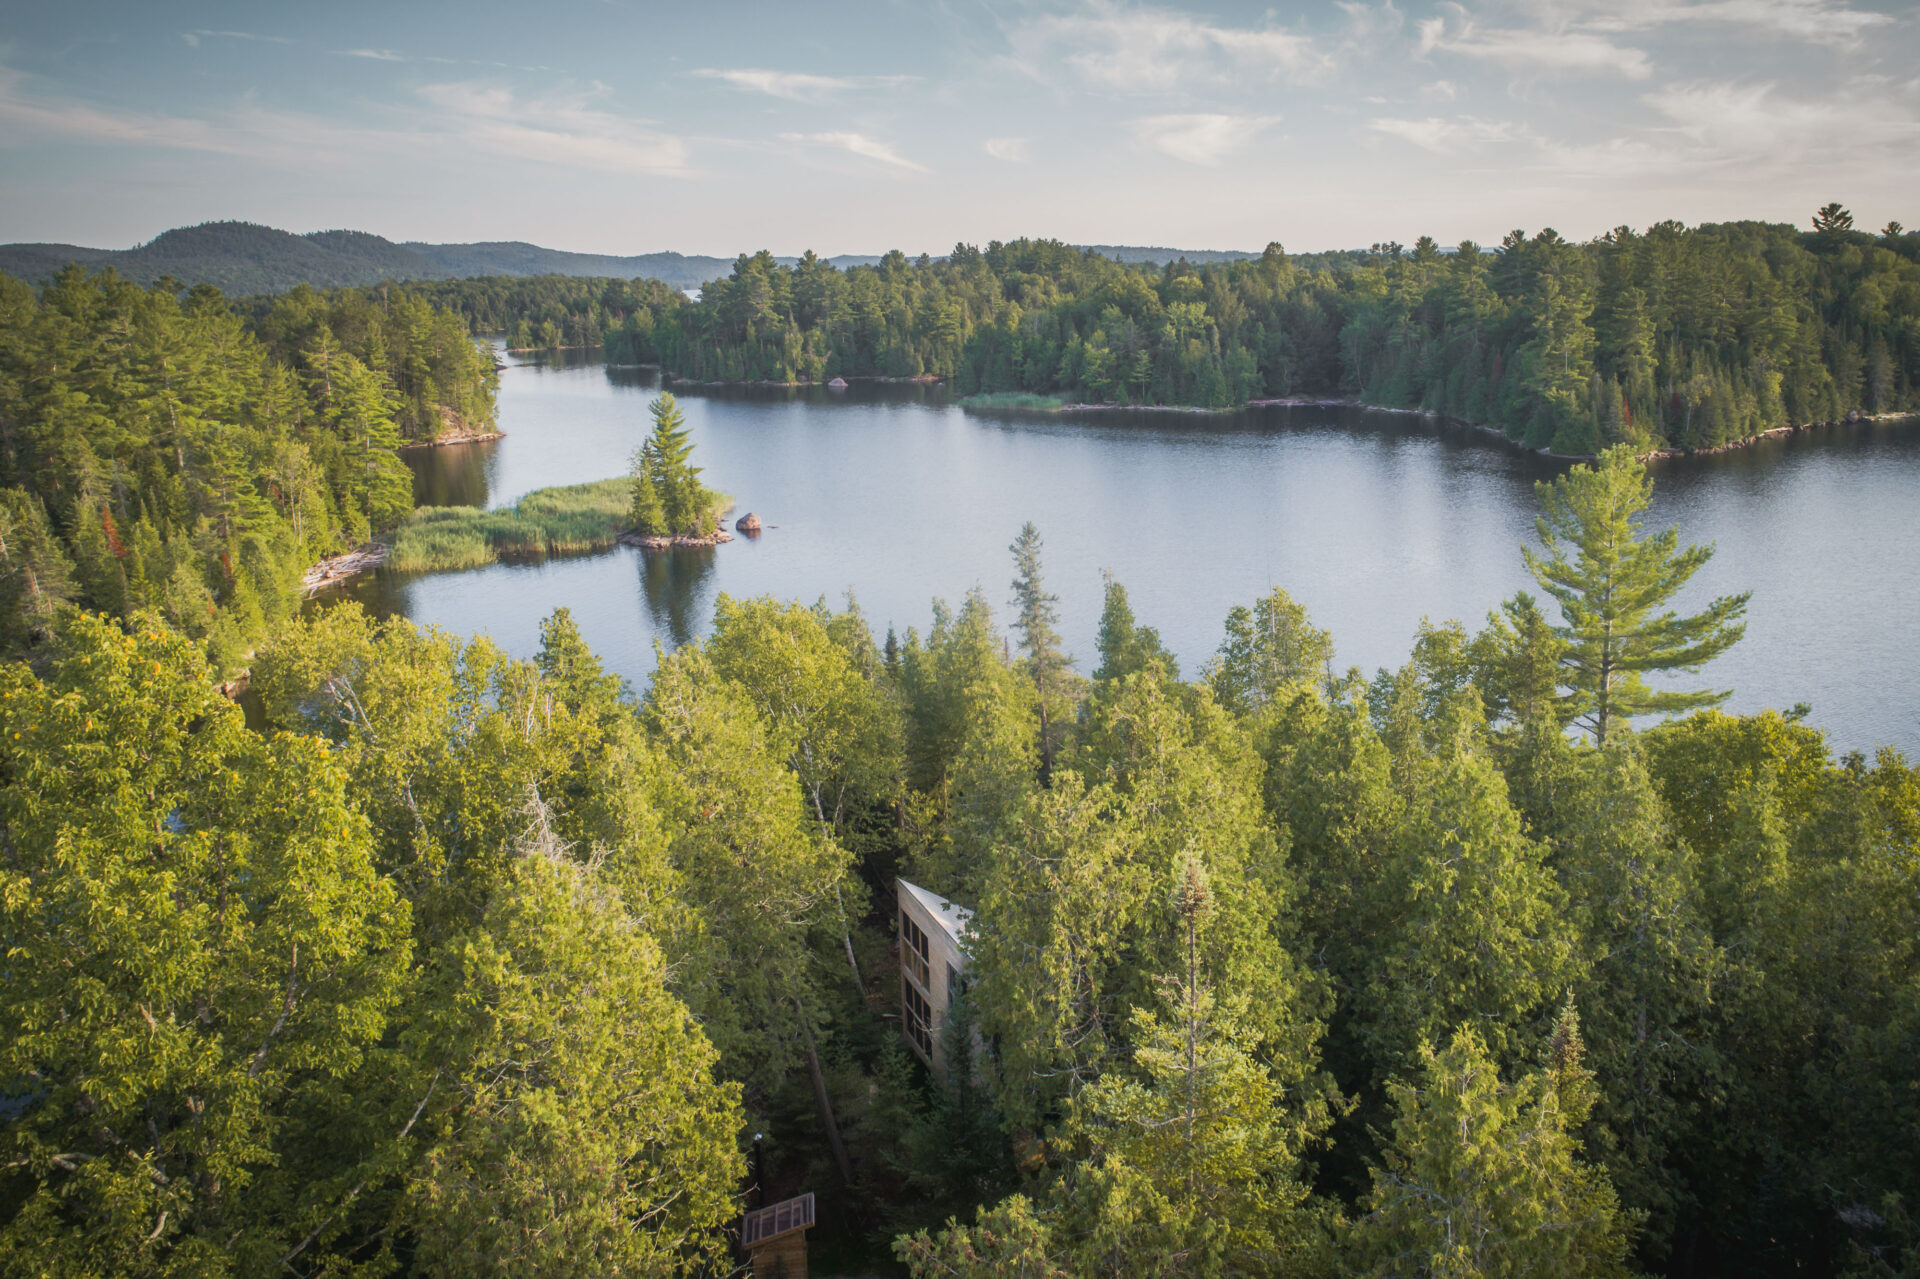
[0,268,497,667]
[4,450,1917,1278]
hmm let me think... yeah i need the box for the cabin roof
[899,878,972,945]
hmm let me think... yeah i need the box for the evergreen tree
[1052,850,1330,1278]
[1008,522,1072,777]
[1206,586,1334,715]
[1347,1011,1640,1278]
[1525,446,1748,742]
[629,392,712,537]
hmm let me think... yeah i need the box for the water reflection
[637,546,717,648]
[406,439,497,508]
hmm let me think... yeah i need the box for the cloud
[1417,15,1654,79]
[1370,114,1522,153]
[1010,1,1325,92]
[416,82,692,177]
[1643,79,1920,163]
[339,48,408,62]
[694,68,860,102]
[1422,79,1459,102]
[0,66,232,151]
[984,136,1031,162]
[1583,0,1894,47]
[778,130,926,172]
[1130,113,1276,165]
[182,30,292,48]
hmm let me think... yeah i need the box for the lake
[345,346,1920,758]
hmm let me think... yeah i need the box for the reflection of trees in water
[406,441,495,508]
[636,546,715,649]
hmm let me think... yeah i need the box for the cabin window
[903,976,933,1061]
[901,910,931,989]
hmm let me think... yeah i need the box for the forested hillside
[574,213,1917,455]
[4,457,1916,1276]
[0,268,496,667]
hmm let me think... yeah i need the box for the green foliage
[0,268,496,667]
[0,614,410,1276]
[405,818,745,1278]
[1347,1015,1640,1278]
[1526,446,1749,741]
[1048,852,1331,1278]
[611,222,1920,443]
[1205,585,1334,714]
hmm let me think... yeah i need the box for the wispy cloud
[1130,113,1276,165]
[1583,0,1894,47]
[1416,15,1654,79]
[778,130,926,172]
[1011,1,1325,92]
[182,30,292,49]
[416,83,693,177]
[694,68,862,102]
[0,65,692,180]
[339,48,408,63]
[1644,78,1920,164]
[1370,114,1523,153]
[984,136,1031,162]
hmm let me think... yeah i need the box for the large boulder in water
[736,512,763,534]
[826,377,849,390]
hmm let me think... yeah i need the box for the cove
[340,346,1920,758]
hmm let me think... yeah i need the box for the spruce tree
[1524,445,1748,742]
[1009,522,1070,777]
[1347,1011,1639,1278]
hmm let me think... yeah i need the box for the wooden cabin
[896,879,972,1079]
[742,1192,814,1279]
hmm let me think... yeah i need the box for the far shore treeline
[418,208,1919,456]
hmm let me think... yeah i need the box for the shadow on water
[637,546,716,649]
[406,439,498,509]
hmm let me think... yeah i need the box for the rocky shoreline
[617,529,735,550]
[398,408,504,450]
[302,544,389,596]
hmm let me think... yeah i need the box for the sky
[1,0,1915,256]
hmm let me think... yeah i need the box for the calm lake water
[345,347,1920,757]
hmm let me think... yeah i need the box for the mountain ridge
[0,220,1263,295]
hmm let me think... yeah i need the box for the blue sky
[2,0,1915,254]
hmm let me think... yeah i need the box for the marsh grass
[959,391,1067,412]
[389,479,733,574]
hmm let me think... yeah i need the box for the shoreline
[617,528,735,550]
[399,428,505,450]
[664,373,944,389]
[963,391,1916,465]
[302,543,389,596]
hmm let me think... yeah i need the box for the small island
[618,392,735,549]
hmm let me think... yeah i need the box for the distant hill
[402,241,736,288]
[0,223,453,295]
[1079,245,1262,265]
[0,220,1264,294]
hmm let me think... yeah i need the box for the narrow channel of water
[342,348,1920,757]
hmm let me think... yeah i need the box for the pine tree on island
[629,393,720,539]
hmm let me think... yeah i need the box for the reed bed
[958,391,1067,412]
[388,479,732,574]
